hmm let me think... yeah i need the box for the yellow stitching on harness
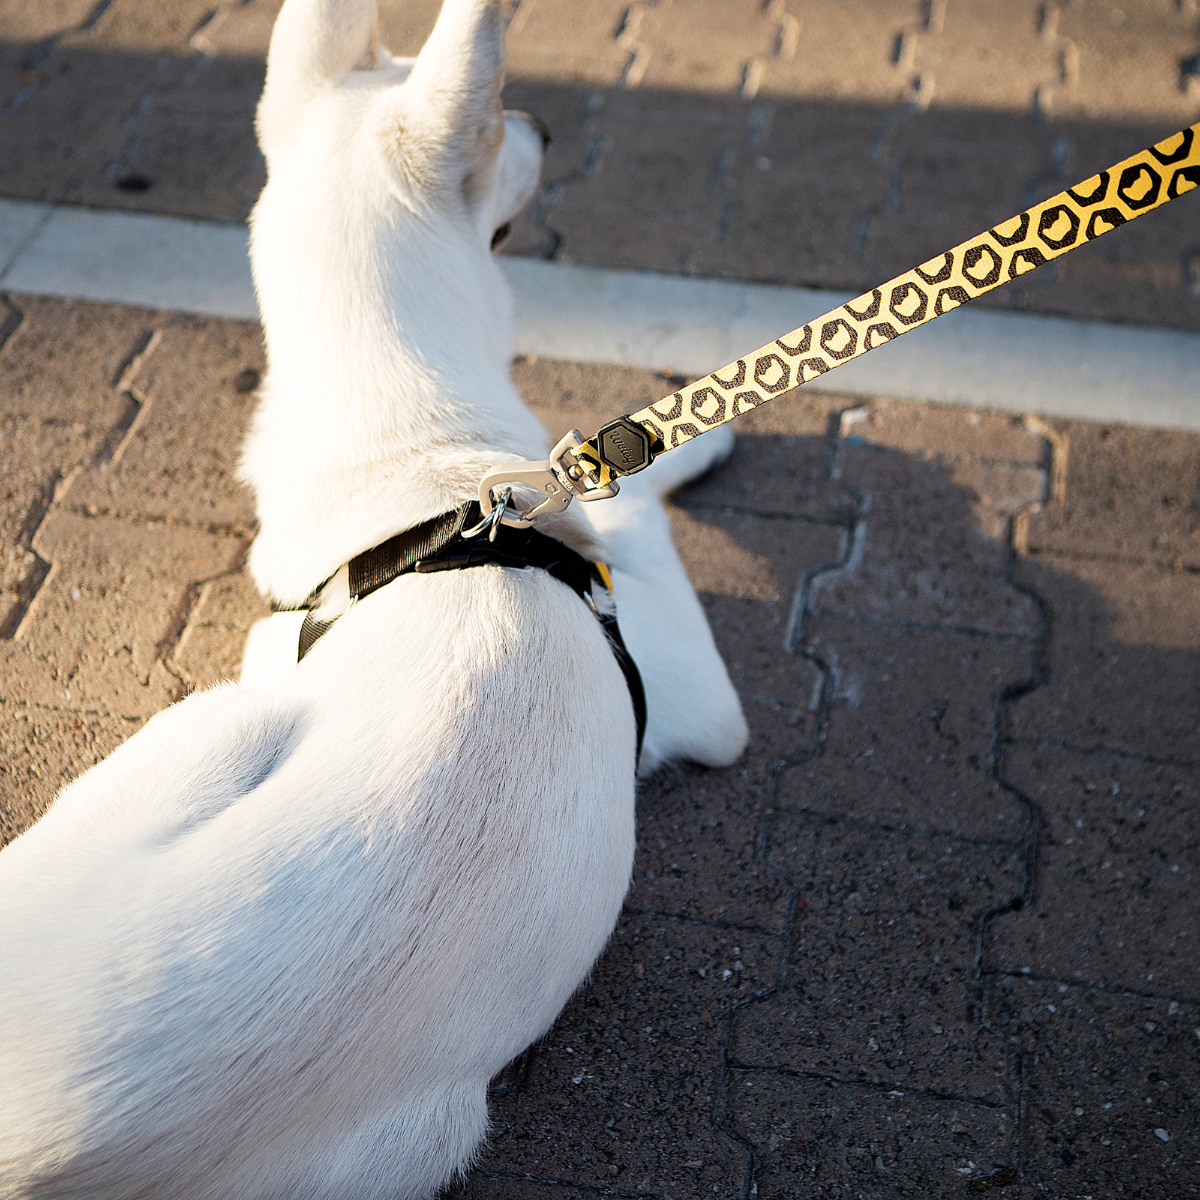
[573,121,1200,486]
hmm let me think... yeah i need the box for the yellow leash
[478,122,1200,519]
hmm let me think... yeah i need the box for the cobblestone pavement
[2,2,1200,1198]
[2,0,1199,327]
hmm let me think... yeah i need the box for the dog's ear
[402,0,506,202]
[257,0,380,157]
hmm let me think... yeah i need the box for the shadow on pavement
[1,33,1199,330]
[452,366,1200,1199]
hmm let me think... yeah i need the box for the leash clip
[477,430,619,528]
[462,486,513,541]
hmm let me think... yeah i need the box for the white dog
[0,0,747,1196]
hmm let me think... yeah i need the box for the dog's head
[257,0,541,250]
[245,0,575,595]
[250,0,545,364]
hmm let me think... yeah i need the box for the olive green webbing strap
[573,122,1200,487]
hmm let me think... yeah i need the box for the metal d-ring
[462,486,513,542]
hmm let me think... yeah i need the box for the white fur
[0,2,747,1196]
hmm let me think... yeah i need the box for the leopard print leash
[558,122,1200,491]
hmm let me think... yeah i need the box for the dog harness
[284,501,647,759]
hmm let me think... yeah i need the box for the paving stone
[986,745,1199,995]
[1006,554,1200,762]
[631,0,777,97]
[861,115,1056,286]
[0,297,147,635]
[676,505,838,705]
[499,80,599,259]
[512,355,684,438]
[1055,0,1200,126]
[674,401,857,525]
[454,914,766,1198]
[504,0,630,88]
[0,417,100,542]
[779,617,1032,841]
[0,0,100,44]
[672,505,834,609]
[855,403,1047,470]
[69,315,263,531]
[96,57,266,221]
[450,1181,584,1200]
[756,0,913,106]
[628,761,791,934]
[704,100,893,291]
[1025,418,1200,569]
[625,504,841,928]
[815,414,1042,636]
[0,295,151,427]
[552,94,748,275]
[202,0,280,59]
[899,0,1058,114]
[983,975,1200,1199]
[735,811,1017,1104]
[56,0,260,213]
[727,1071,1014,1198]
[0,703,137,847]
[0,0,272,216]
[675,434,852,526]
[843,402,1048,547]
[1038,229,1200,333]
[68,0,222,55]
[0,416,100,637]
[169,567,269,693]
[0,511,244,718]
[0,1,97,107]
[0,49,22,117]
[0,47,193,205]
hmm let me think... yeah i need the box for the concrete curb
[0,201,260,321]
[3,198,1198,430]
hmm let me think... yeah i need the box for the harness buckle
[477,430,620,528]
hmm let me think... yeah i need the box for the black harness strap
[290,503,646,758]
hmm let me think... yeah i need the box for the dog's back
[0,567,635,1199]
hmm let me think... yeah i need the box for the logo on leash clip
[596,417,655,475]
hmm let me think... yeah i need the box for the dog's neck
[242,193,591,605]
